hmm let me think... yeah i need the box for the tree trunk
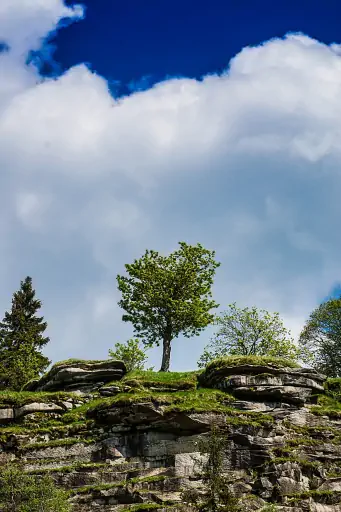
[159,334,172,372]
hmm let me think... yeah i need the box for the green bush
[0,465,70,511]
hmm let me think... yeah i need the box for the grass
[122,370,199,391]
[70,474,170,496]
[265,457,321,469]
[287,489,341,504]
[120,505,161,512]
[204,355,300,372]
[84,388,273,427]
[53,358,118,367]
[20,436,96,452]
[311,395,341,419]
[28,462,111,474]
[0,390,79,408]
[86,388,234,415]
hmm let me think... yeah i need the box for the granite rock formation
[1,358,341,512]
[23,359,127,393]
[199,362,325,405]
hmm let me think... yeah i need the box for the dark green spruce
[0,276,50,390]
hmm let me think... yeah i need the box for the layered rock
[199,362,325,405]
[2,358,341,512]
[23,359,126,393]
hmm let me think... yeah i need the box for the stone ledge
[23,359,127,392]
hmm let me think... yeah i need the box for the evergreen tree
[0,276,50,390]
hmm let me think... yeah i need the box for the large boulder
[199,362,325,406]
[23,359,126,392]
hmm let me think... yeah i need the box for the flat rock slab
[199,364,326,406]
[24,359,127,392]
[15,402,65,418]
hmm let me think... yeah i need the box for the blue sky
[46,1,341,93]
[0,0,341,370]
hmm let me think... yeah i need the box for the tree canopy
[299,296,341,377]
[117,242,220,371]
[0,276,50,390]
[198,303,301,368]
[108,338,150,372]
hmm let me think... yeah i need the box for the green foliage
[117,241,220,371]
[198,304,303,368]
[0,465,70,511]
[203,355,300,372]
[299,297,341,377]
[197,423,241,512]
[325,378,341,399]
[109,338,150,372]
[0,276,50,390]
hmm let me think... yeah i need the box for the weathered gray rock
[0,408,14,423]
[23,359,126,392]
[199,364,325,405]
[15,402,65,418]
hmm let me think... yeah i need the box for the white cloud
[0,0,83,55]
[0,2,341,369]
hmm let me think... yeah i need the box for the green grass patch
[122,370,199,391]
[204,355,300,372]
[287,437,320,447]
[70,474,170,496]
[311,395,341,419]
[0,390,78,408]
[287,489,341,504]
[28,462,111,474]
[86,388,235,415]
[120,505,161,512]
[265,457,321,469]
[53,358,115,367]
[70,482,124,495]
[20,436,96,452]
[84,387,273,428]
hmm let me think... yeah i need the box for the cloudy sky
[1,0,341,371]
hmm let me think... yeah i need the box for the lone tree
[198,303,301,368]
[109,338,150,372]
[0,276,50,390]
[117,242,220,371]
[299,296,341,377]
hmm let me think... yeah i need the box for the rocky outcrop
[199,362,325,405]
[23,359,127,393]
[2,357,340,512]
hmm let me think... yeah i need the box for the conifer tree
[0,276,50,390]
